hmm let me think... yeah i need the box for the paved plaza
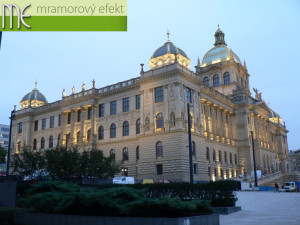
[220,191,300,225]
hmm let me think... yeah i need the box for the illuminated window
[224,72,230,85]
[156,113,164,129]
[156,141,163,157]
[123,147,129,161]
[49,136,53,148]
[155,86,164,103]
[98,126,104,140]
[213,74,220,87]
[203,77,210,86]
[110,123,116,138]
[123,121,129,136]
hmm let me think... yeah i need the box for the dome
[268,103,282,125]
[20,82,48,109]
[202,26,242,67]
[152,41,188,59]
[270,109,280,118]
[149,31,191,70]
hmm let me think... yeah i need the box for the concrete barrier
[14,211,219,225]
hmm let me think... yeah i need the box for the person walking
[275,182,279,192]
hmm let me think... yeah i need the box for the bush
[18,181,213,217]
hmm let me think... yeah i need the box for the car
[142,179,154,184]
[113,176,134,184]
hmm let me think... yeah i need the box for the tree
[79,148,120,178]
[0,144,7,164]
[10,148,46,177]
[45,146,80,179]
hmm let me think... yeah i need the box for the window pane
[123,97,130,112]
[110,101,117,115]
[136,95,141,109]
[155,86,164,103]
[99,104,105,117]
[42,119,46,130]
[186,87,192,103]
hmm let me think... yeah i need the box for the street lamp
[187,103,194,184]
[6,106,16,176]
[250,131,258,187]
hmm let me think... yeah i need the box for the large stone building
[10,27,290,181]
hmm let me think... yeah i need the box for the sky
[0,0,300,150]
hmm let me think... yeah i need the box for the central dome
[20,82,48,109]
[149,32,190,70]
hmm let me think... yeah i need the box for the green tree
[10,148,46,177]
[0,144,7,164]
[79,148,120,178]
[45,146,80,179]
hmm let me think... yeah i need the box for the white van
[251,170,262,178]
[113,176,134,184]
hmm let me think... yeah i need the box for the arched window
[206,147,210,161]
[49,136,53,148]
[110,149,115,162]
[17,140,21,152]
[136,146,139,160]
[219,150,222,163]
[98,126,104,140]
[123,147,129,161]
[77,131,81,144]
[57,134,61,147]
[156,113,164,129]
[33,139,37,150]
[156,141,163,157]
[170,112,175,127]
[230,153,233,164]
[213,74,220,87]
[223,72,230,85]
[224,151,227,163]
[110,123,116,138]
[136,119,140,134]
[87,129,91,142]
[123,121,129,136]
[203,77,210,86]
[192,141,196,156]
[41,137,45,149]
[213,149,216,162]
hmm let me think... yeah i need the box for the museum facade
[10,27,290,181]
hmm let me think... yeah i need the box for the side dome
[149,31,190,70]
[268,104,282,125]
[20,82,48,109]
[202,26,241,67]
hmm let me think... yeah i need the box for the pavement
[220,191,300,225]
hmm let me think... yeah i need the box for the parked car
[282,182,300,192]
[113,176,134,184]
[155,179,170,183]
[142,179,154,184]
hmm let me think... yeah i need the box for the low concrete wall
[0,181,16,207]
[14,211,219,225]
[213,206,241,215]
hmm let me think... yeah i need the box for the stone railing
[254,171,282,184]
[98,77,140,94]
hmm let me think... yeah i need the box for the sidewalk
[220,191,300,225]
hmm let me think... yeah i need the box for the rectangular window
[18,123,23,133]
[155,86,164,103]
[67,112,71,124]
[156,164,163,175]
[193,164,198,174]
[42,118,46,130]
[34,120,38,131]
[77,110,81,122]
[58,114,62,126]
[99,104,105,117]
[87,107,92,120]
[186,87,192,103]
[136,95,141,109]
[110,101,117,115]
[50,116,55,128]
[123,97,130,112]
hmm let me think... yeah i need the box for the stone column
[92,104,97,148]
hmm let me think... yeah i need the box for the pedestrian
[275,182,279,192]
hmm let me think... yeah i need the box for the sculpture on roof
[253,88,262,101]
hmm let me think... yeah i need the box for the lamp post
[187,103,194,184]
[250,131,258,187]
[6,106,16,177]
